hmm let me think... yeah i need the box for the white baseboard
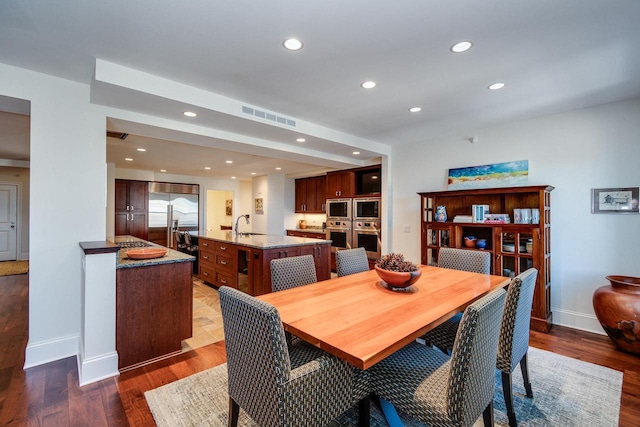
[77,351,119,386]
[24,334,79,369]
[551,307,606,335]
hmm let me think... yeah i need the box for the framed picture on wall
[255,198,264,214]
[225,199,233,216]
[591,187,639,214]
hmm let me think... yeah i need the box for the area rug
[0,260,28,276]
[145,347,622,426]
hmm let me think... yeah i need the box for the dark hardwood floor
[1,273,639,426]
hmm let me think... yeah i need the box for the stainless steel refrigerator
[148,182,199,248]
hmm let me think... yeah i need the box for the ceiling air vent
[241,104,296,128]
[106,131,129,140]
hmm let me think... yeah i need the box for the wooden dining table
[258,264,510,370]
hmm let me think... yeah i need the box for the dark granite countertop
[112,236,195,269]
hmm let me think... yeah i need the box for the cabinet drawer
[216,271,237,288]
[199,249,215,267]
[215,242,236,254]
[215,253,235,272]
[199,238,214,249]
[199,265,215,284]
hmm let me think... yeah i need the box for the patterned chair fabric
[270,254,318,292]
[219,286,368,427]
[421,248,492,351]
[336,247,370,277]
[438,247,491,274]
[370,289,506,427]
[422,268,539,427]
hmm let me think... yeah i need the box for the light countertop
[197,230,331,249]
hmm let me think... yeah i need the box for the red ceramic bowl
[375,265,422,288]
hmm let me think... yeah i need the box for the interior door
[0,184,18,261]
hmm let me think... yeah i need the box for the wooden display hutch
[418,185,554,332]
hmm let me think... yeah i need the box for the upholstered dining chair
[335,247,370,277]
[422,268,539,427]
[219,286,369,427]
[270,254,317,292]
[438,247,491,274]
[370,288,506,427]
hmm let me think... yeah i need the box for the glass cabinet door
[495,229,537,277]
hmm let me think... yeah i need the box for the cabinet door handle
[203,242,209,247]
[202,271,209,277]
[220,278,227,284]
[220,260,227,265]
[202,255,210,260]
[220,245,227,251]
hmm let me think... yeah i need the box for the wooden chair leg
[501,371,517,427]
[228,397,240,427]
[358,395,370,427]
[520,352,533,398]
[482,400,494,427]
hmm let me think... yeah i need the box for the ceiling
[1,1,640,178]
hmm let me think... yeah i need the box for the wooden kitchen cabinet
[115,179,149,240]
[418,185,554,333]
[326,170,355,198]
[295,175,326,213]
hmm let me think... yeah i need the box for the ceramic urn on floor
[593,275,640,355]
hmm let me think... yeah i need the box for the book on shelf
[453,215,473,223]
[472,205,490,223]
[484,213,511,224]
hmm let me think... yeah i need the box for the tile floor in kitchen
[181,276,225,351]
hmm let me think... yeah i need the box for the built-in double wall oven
[325,219,352,253]
[353,197,381,221]
[326,198,351,221]
[352,220,381,260]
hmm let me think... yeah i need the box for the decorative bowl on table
[126,248,167,260]
[375,253,421,291]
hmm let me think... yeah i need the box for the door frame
[0,181,23,261]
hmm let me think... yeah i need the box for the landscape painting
[448,160,529,190]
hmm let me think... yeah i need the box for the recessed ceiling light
[488,82,505,90]
[251,172,256,175]
[353,151,360,155]
[361,81,376,89]
[204,166,211,170]
[124,158,133,161]
[409,107,422,113]
[183,111,197,117]
[231,176,236,179]
[450,41,473,53]
[136,148,146,152]
[275,167,282,171]
[225,160,233,164]
[296,138,306,142]
[160,169,167,172]
[283,38,303,51]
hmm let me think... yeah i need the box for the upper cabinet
[355,166,381,196]
[115,179,149,240]
[294,176,326,213]
[326,171,355,199]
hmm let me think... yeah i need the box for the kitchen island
[197,231,332,296]
[114,236,194,370]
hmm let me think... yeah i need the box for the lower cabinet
[116,261,193,370]
[198,237,331,296]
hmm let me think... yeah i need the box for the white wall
[0,63,108,367]
[391,97,640,333]
[206,189,233,231]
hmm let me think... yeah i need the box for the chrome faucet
[234,214,250,235]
